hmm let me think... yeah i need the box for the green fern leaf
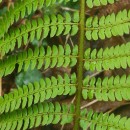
[0,12,79,56]
[82,74,130,101]
[0,102,75,130]
[80,109,130,130]
[84,42,130,71]
[85,9,130,40]
[0,73,77,114]
[0,0,71,39]
[0,44,78,77]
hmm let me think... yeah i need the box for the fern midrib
[74,0,85,129]
[0,22,78,49]
[82,84,130,91]
[83,52,130,62]
[0,84,77,107]
[85,19,129,31]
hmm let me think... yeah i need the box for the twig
[61,6,78,12]
[69,36,74,47]
[89,70,103,79]
[61,6,90,15]
[80,99,98,109]
[65,34,70,44]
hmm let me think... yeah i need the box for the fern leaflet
[85,9,130,40]
[0,12,79,56]
[0,73,76,114]
[0,44,78,77]
[0,102,130,130]
[84,42,130,71]
[82,74,130,101]
[80,109,130,130]
[0,102,75,130]
[0,0,71,38]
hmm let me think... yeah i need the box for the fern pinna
[0,0,130,130]
[0,12,79,56]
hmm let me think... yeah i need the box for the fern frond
[0,12,79,56]
[84,42,130,71]
[0,44,78,77]
[0,0,71,38]
[85,9,130,40]
[1,99,130,130]
[86,0,119,8]
[82,74,130,101]
[0,73,76,114]
[0,102,75,130]
[80,109,130,130]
